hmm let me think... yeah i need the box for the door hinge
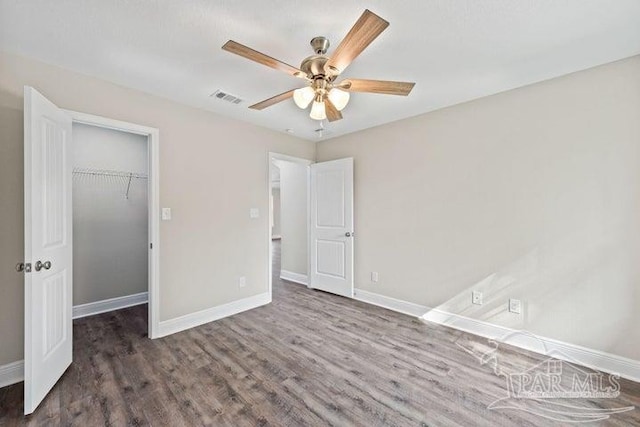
[16,262,32,273]
[150,243,153,249]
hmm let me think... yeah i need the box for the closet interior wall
[72,123,149,306]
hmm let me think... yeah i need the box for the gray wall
[317,56,640,361]
[278,161,308,277]
[271,187,281,238]
[73,123,148,306]
[0,51,316,367]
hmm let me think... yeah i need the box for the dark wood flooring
[2,241,639,426]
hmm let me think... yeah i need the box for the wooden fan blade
[249,89,296,110]
[324,10,389,76]
[222,40,306,78]
[340,79,415,96]
[324,98,343,122]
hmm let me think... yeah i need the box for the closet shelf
[73,167,148,199]
[72,168,148,179]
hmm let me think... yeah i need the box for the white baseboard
[72,292,148,319]
[0,360,24,388]
[280,270,308,286]
[157,292,271,338]
[422,308,640,383]
[354,288,429,317]
[352,288,640,383]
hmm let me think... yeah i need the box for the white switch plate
[371,272,379,283]
[239,276,247,288]
[161,208,172,221]
[250,208,259,219]
[472,291,483,305]
[509,298,522,314]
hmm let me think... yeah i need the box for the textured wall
[0,51,315,366]
[72,123,148,306]
[317,56,640,361]
[279,161,308,276]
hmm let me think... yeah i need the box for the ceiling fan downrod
[310,36,330,55]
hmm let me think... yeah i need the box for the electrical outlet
[249,208,259,219]
[472,291,483,305]
[509,298,522,314]
[238,276,247,288]
[371,272,379,283]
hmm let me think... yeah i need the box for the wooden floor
[2,241,640,426]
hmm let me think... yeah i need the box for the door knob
[35,261,52,271]
[345,232,354,237]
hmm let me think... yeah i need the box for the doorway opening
[268,153,311,297]
[67,111,160,339]
[267,153,355,300]
[22,88,161,414]
[72,123,148,321]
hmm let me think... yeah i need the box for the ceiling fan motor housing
[300,37,336,81]
[300,55,329,78]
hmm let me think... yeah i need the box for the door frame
[64,110,161,339]
[267,152,312,298]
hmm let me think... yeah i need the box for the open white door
[309,158,354,297]
[23,87,73,414]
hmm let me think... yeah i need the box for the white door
[309,158,354,297]
[23,87,73,415]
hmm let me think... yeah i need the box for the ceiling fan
[222,9,415,122]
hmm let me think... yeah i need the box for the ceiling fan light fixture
[293,86,315,109]
[309,100,327,120]
[328,88,350,111]
[222,10,415,123]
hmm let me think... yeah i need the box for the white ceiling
[2,1,640,141]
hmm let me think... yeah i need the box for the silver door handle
[345,232,354,237]
[35,261,52,271]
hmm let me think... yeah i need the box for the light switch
[250,208,259,219]
[162,208,172,221]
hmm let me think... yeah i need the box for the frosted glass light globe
[327,88,350,111]
[309,100,327,120]
[293,86,315,109]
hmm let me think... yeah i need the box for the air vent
[210,90,244,105]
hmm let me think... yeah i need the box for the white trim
[64,110,156,136]
[267,152,312,300]
[72,292,148,319]
[422,308,640,383]
[354,289,429,317]
[352,289,640,383]
[64,110,161,339]
[156,292,271,338]
[280,270,309,286]
[0,360,24,388]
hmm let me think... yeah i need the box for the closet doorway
[66,111,160,339]
[22,88,160,414]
